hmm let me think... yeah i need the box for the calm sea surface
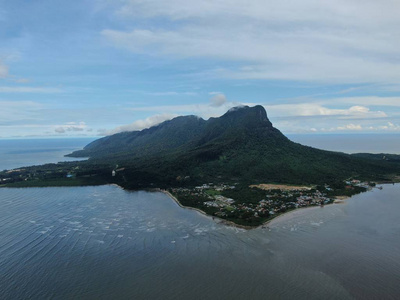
[0,138,96,171]
[0,185,399,299]
[287,134,400,154]
[0,135,399,299]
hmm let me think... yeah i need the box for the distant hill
[68,105,400,188]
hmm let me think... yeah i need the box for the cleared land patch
[250,184,312,191]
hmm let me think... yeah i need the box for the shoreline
[159,189,345,230]
[263,205,324,227]
[333,195,350,204]
[158,184,389,230]
[159,189,255,230]
[2,181,391,229]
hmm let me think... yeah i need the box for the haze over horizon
[1,0,400,138]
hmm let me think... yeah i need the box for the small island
[1,106,399,227]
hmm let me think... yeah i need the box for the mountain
[69,115,206,160]
[4,105,399,226]
[67,105,400,188]
[69,105,285,159]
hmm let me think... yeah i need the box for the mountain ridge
[66,105,400,187]
[68,105,285,159]
[2,105,399,226]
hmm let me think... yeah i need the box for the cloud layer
[265,104,387,119]
[0,87,62,93]
[210,94,227,107]
[105,113,178,135]
[0,61,8,78]
[1,1,400,137]
[103,0,400,84]
[54,122,87,134]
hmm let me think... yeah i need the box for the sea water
[0,185,399,299]
[287,134,400,154]
[0,135,399,299]
[0,138,95,171]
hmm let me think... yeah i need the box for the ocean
[0,135,399,299]
[0,138,96,171]
[287,134,400,154]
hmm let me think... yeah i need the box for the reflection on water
[0,185,399,299]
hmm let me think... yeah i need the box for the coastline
[159,189,340,230]
[2,180,392,229]
[333,195,350,204]
[263,205,323,227]
[159,184,389,230]
[159,189,255,230]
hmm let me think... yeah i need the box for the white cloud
[127,99,241,120]
[376,122,400,131]
[143,91,197,96]
[0,61,8,78]
[0,101,43,122]
[103,0,400,84]
[14,78,31,83]
[105,113,178,135]
[54,122,87,134]
[334,122,400,132]
[337,124,363,131]
[109,96,239,135]
[210,93,227,107]
[125,100,388,131]
[324,96,400,107]
[120,102,397,134]
[0,86,62,93]
[116,0,400,26]
[264,103,387,119]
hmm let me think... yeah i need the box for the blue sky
[1,0,400,138]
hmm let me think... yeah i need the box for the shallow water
[0,184,399,299]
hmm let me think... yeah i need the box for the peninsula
[1,106,399,226]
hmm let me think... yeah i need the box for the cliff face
[68,105,285,159]
[68,105,400,186]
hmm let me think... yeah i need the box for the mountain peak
[221,105,273,128]
[65,104,400,190]
[69,105,279,159]
[227,105,249,113]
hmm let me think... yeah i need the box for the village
[0,165,376,226]
[169,179,374,224]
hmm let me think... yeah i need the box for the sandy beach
[160,189,334,230]
[160,189,255,229]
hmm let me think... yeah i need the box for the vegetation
[168,181,366,227]
[1,105,399,226]
[61,105,400,187]
[2,106,400,190]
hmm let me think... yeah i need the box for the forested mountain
[69,115,207,159]
[66,105,400,188]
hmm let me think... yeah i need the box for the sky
[1,0,400,138]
